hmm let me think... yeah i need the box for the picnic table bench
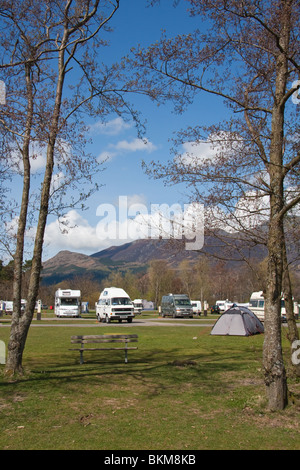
[70,334,138,364]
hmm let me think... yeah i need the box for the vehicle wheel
[105,315,110,323]
[118,319,122,323]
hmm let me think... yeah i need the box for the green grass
[0,323,299,450]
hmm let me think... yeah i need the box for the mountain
[41,250,111,285]
[41,239,201,285]
[41,235,267,285]
[90,238,198,265]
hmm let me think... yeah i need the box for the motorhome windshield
[61,298,78,306]
[174,299,191,306]
[250,299,264,308]
[112,297,132,305]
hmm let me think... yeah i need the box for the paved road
[0,317,215,328]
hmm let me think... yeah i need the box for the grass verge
[0,324,299,450]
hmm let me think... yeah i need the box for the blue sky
[19,0,226,261]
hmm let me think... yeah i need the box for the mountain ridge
[41,235,267,285]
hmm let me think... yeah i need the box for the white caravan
[249,291,298,321]
[3,300,26,314]
[191,300,201,315]
[133,299,143,315]
[96,287,134,323]
[4,301,13,313]
[216,300,229,312]
[55,289,81,317]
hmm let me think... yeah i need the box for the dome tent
[210,305,264,336]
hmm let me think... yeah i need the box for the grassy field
[0,317,299,450]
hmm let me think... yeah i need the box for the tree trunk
[262,1,291,409]
[5,43,66,375]
[282,239,300,377]
[263,216,288,410]
[5,64,33,375]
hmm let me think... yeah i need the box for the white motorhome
[133,299,143,315]
[95,287,134,323]
[249,291,298,321]
[216,300,230,312]
[4,301,13,314]
[191,300,201,315]
[55,289,81,317]
[3,299,26,314]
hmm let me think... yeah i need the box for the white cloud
[50,172,65,194]
[180,132,243,167]
[234,190,270,228]
[10,142,47,174]
[44,210,103,255]
[181,140,217,165]
[113,137,157,153]
[97,137,157,163]
[97,150,117,163]
[90,117,132,135]
[42,196,205,259]
[95,197,204,248]
[204,190,270,234]
[30,152,47,172]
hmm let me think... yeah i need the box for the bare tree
[0,0,140,374]
[130,0,300,409]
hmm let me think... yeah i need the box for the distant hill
[41,250,111,285]
[41,235,267,285]
[90,238,198,265]
[41,239,194,284]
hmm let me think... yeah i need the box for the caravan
[249,291,299,321]
[133,299,143,315]
[191,300,201,315]
[55,289,81,317]
[96,287,134,323]
[216,300,228,312]
[3,300,26,314]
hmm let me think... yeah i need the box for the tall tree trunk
[5,64,33,375]
[263,1,291,410]
[5,43,66,375]
[282,239,300,377]
[264,216,288,410]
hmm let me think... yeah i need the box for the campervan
[191,300,201,315]
[3,300,26,314]
[133,299,143,315]
[4,301,13,314]
[55,289,81,317]
[249,291,298,321]
[95,287,134,323]
[216,300,227,312]
[161,294,193,318]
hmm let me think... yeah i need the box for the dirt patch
[170,359,197,367]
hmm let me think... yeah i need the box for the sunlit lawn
[0,322,299,450]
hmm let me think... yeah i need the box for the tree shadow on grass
[0,344,257,400]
